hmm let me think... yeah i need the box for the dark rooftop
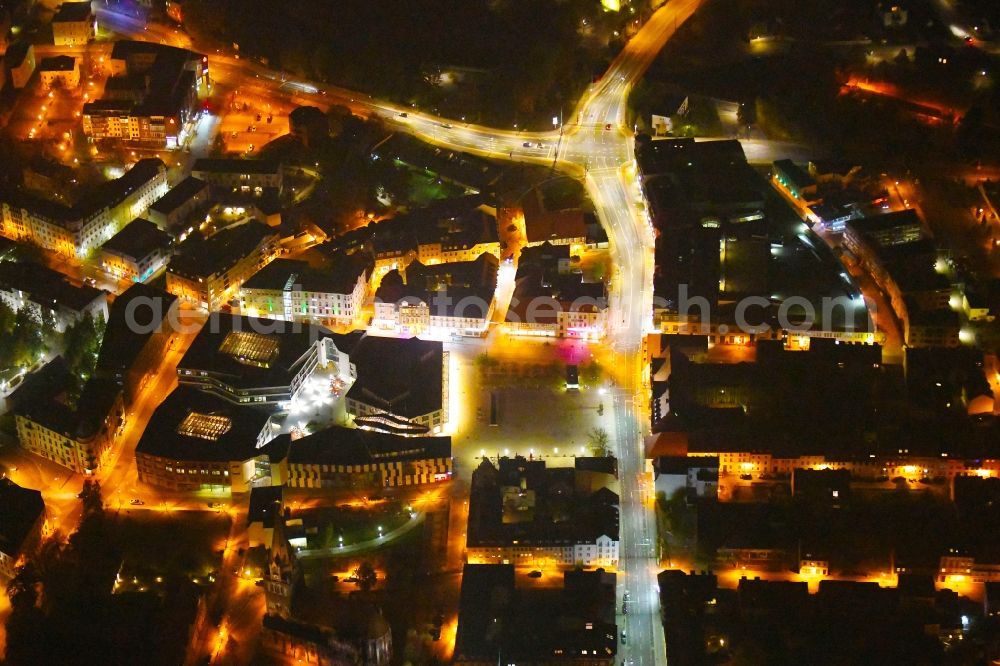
[0,260,105,313]
[135,385,271,462]
[53,1,92,22]
[0,479,44,558]
[101,218,172,261]
[192,158,281,176]
[345,336,444,419]
[94,282,177,383]
[149,176,208,216]
[167,221,275,280]
[177,313,336,391]
[38,55,76,72]
[270,426,451,467]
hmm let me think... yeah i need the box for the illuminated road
[95,3,709,664]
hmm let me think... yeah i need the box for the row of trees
[0,300,105,404]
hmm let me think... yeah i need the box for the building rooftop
[94,283,176,384]
[192,158,281,176]
[0,478,44,558]
[177,313,334,391]
[773,159,816,190]
[135,386,272,462]
[149,176,208,216]
[101,218,172,261]
[345,336,444,419]
[467,457,620,548]
[38,55,76,72]
[167,221,275,281]
[53,1,93,22]
[4,41,32,69]
[0,159,165,228]
[242,253,373,296]
[455,564,617,664]
[270,426,451,467]
[247,485,284,527]
[0,260,105,313]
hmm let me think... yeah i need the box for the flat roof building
[345,335,448,435]
[100,218,173,283]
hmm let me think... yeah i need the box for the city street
[72,3,710,664]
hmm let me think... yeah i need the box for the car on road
[605,123,613,130]
[398,112,408,118]
[527,570,542,578]
[208,502,223,509]
[439,122,453,129]
[129,498,144,506]
[621,630,627,644]
[522,142,533,148]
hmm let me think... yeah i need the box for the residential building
[240,253,373,328]
[465,456,620,568]
[373,253,498,336]
[454,565,617,666]
[0,260,107,331]
[82,41,208,148]
[37,55,79,89]
[0,158,168,257]
[51,2,95,46]
[4,41,34,89]
[345,336,448,435]
[191,158,283,194]
[165,221,278,310]
[653,455,719,499]
[100,217,173,282]
[504,243,607,340]
[0,479,46,580]
[92,282,178,405]
[15,377,124,474]
[146,176,210,236]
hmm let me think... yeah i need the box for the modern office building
[345,335,449,435]
[272,426,452,489]
[134,386,281,492]
[175,313,346,408]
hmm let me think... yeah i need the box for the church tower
[264,503,301,618]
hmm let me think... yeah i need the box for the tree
[587,427,611,456]
[78,479,103,516]
[354,561,377,592]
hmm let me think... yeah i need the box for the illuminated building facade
[166,221,278,311]
[0,159,168,257]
